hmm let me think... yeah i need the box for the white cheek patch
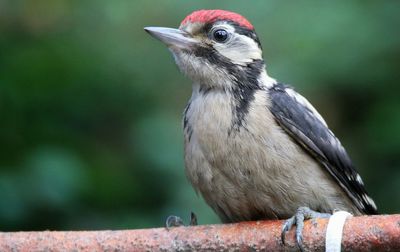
[214,34,262,66]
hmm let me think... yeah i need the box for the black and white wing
[268,83,377,214]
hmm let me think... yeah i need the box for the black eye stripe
[233,25,261,48]
[203,21,261,49]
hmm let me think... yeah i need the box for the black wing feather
[268,83,377,214]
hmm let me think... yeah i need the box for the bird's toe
[281,216,295,244]
[165,212,198,229]
[281,207,331,251]
[165,215,184,229]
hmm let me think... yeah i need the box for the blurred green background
[0,1,399,231]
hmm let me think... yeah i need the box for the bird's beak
[144,27,197,49]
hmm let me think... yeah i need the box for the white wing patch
[362,194,377,210]
[355,174,364,185]
[269,83,378,214]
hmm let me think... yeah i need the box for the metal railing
[0,214,399,251]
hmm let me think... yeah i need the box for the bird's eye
[212,29,229,43]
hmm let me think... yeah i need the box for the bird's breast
[183,89,355,222]
[184,90,286,220]
[185,91,233,158]
[184,89,274,169]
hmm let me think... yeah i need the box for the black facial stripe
[192,46,235,71]
[231,59,264,130]
[183,101,193,141]
[192,45,265,130]
[202,21,261,49]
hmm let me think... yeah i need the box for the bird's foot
[165,211,198,229]
[281,207,331,252]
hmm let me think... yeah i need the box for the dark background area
[0,1,399,231]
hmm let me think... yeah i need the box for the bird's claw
[281,207,331,252]
[281,216,295,245]
[165,215,184,229]
[165,212,198,230]
[189,211,198,226]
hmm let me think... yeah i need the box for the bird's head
[145,10,274,91]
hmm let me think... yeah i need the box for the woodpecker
[145,9,377,249]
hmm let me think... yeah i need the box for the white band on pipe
[325,211,352,252]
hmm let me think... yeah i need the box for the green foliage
[0,1,399,231]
